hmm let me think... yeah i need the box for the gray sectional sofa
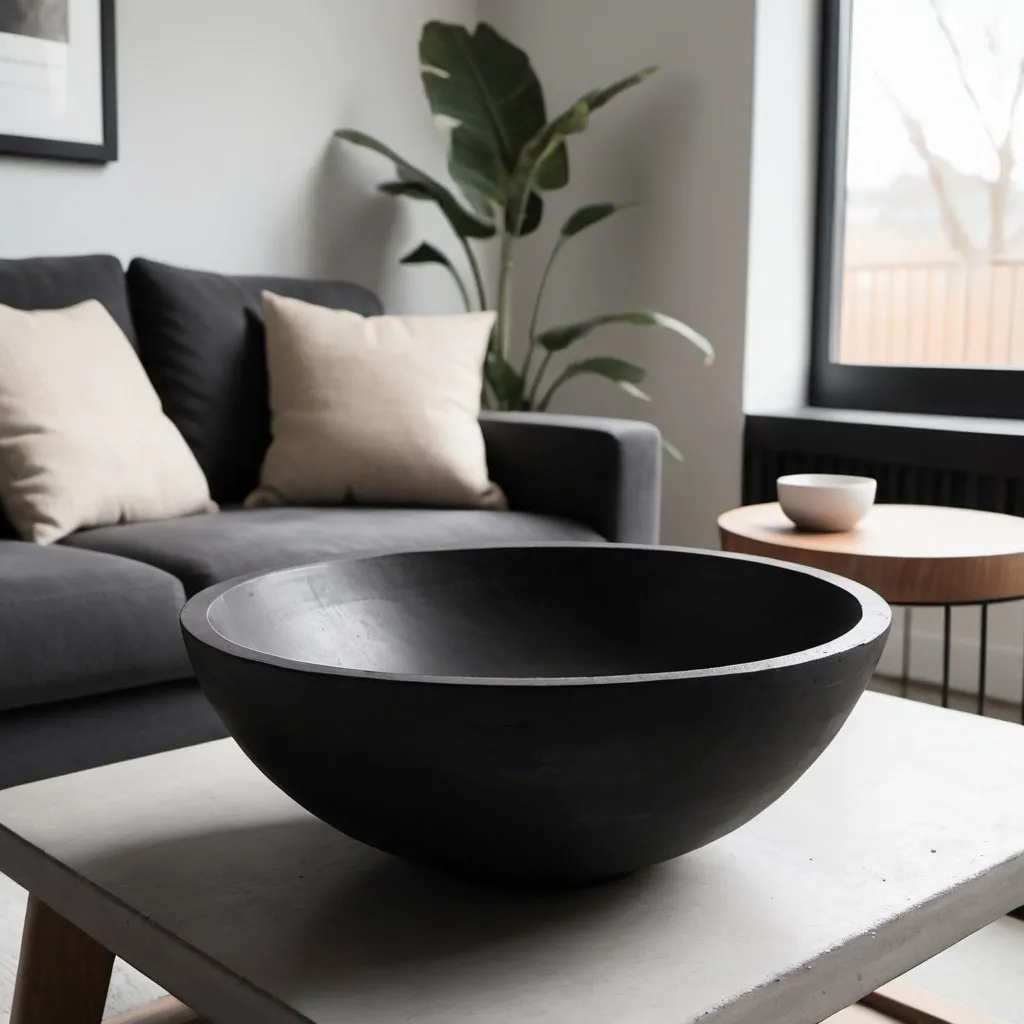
[0,255,663,789]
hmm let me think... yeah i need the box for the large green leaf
[582,66,660,111]
[399,242,472,311]
[419,22,567,218]
[445,126,506,218]
[506,102,588,229]
[377,181,497,240]
[538,356,650,411]
[335,129,494,239]
[560,201,634,238]
[511,67,659,213]
[661,438,684,462]
[537,309,714,363]
[399,241,453,265]
[518,191,543,236]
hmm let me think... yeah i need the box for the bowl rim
[180,543,892,687]
[777,473,877,491]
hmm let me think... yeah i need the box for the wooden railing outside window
[838,260,1024,368]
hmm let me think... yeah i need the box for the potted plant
[337,21,712,458]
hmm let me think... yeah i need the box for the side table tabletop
[3,694,1024,1024]
[719,503,1024,715]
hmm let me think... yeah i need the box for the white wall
[0,0,476,314]
[743,0,818,414]
[482,0,757,546]
[1,0,778,549]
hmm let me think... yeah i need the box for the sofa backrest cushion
[126,258,383,505]
[0,254,136,344]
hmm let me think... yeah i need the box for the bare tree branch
[876,4,1020,257]
[927,0,1001,155]
[985,60,1024,254]
[985,0,1009,59]
[876,72,978,258]
[1006,58,1024,144]
[985,23,1000,61]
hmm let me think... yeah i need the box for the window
[812,0,1024,417]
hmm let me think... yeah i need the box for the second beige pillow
[247,294,505,510]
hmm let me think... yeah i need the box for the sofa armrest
[479,411,662,544]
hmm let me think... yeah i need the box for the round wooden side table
[718,503,1024,719]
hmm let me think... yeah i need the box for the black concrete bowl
[181,544,890,887]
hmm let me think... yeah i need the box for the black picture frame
[0,0,117,164]
[810,0,1024,420]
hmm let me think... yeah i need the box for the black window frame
[810,0,1024,419]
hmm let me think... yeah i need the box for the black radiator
[744,413,1024,515]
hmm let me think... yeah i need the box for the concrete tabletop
[1,692,1023,1024]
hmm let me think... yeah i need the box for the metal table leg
[977,604,988,716]
[901,607,912,699]
[941,605,952,709]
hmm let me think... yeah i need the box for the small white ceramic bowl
[776,474,877,532]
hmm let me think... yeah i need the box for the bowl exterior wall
[778,480,877,532]
[184,628,888,886]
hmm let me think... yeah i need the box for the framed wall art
[0,0,116,162]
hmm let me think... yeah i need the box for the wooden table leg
[859,980,1009,1024]
[10,894,115,1024]
[105,996,202,1024]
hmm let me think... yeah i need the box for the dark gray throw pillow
[126,258,383,505]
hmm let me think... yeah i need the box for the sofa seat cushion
[63,507,602,596]
[0,541,192,713]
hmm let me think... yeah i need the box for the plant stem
[527,237,564,341]
[509,136,565,402]
[450,267,473,312]
[515,136,561,235]
[458,235,489,310]
[536,364,569,412]
[495,227,515,362]
[528,349,555,408]
[521,236,565,388]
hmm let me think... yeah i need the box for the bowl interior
[200,546,871,682]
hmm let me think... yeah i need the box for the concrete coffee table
[3,693,1024,1024]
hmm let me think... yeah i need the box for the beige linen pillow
[0,299,216,544]
[247,293,505,510]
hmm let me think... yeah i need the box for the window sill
[744,408,1024,501]
[749,406,1024,438]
